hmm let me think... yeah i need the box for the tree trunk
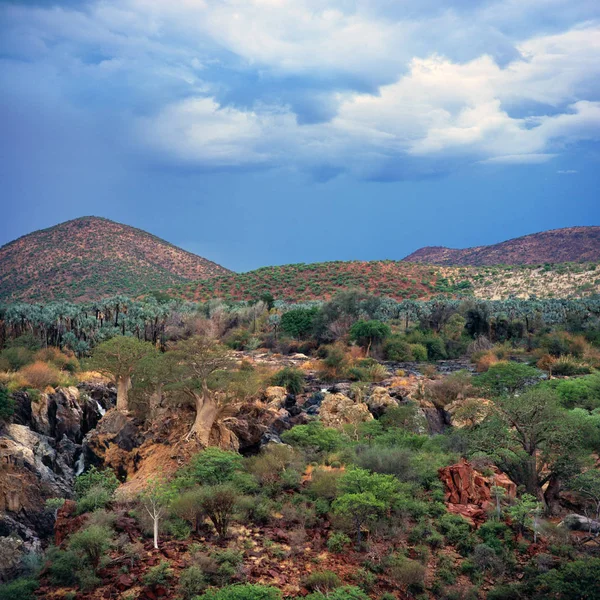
[149,384,163,418]
[116,375,132,412]
[190,391,218,447]
[153,515,159,549]
[544,475,561,515]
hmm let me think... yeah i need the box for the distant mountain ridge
[402,226,600,266]
[0,216,230,302]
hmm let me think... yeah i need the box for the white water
[96,401,106,416]
[75,452,85,476]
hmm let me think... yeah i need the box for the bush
[178,565,207,599]
[0,347,33,371]
[306,587,370,600]
[388,555,426,591]
[324,532,350,554]
[143,561,173,587]
[474,361,541,396]
[48,548,85,586]
[196,584,281,600]
[410,344,428,362]
[550,355,592,376]
[281,422,344,453]
[281,308,319,339]
[76,485,112,514]
[75,466,119,499]
[304,570,341,593]
[384,336,413,361]
[18,361,62,390]
[0,386,14,421]
[199,485,238,539]
[69,525,113,569]
[0,577,39,600]
[181,448,244,487]
[270,367,304,394]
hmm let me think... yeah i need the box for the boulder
[439,459,516,526]
[319,393,373,430]
[264,386,288,408]
[560,514,600,534]
[367,387,398,417]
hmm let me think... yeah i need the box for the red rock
[439,459,517,527]
[116,574,135,591]
[54,500,87,546]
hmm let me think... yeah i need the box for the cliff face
[0,384,115,550]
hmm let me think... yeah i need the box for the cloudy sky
[1,0,599,271]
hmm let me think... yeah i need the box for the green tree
[280,307,319,339]
[139,476,175,549]
[506,494,543,540]
[474,361,541,396]
[166,336,233,445]
[89,336,157,411]
[469,387,584,508]
[349,320,391,356]
[199,484,238,539]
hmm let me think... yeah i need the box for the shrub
[178,565,207,599]
[270,367,304,394]
[472,544,505,575]
[0,577,39,600]
[75,466,119,499]
[199,484,238,539]
[388,555,426,591]
[196,584,281,600]
[142,561,173,587]
[410,344,428,362]
[281,307,319,339]
[474,361,541,396]
[180,448,244,487]
[76,485,112,514]
[48,548,85,586]
[69,525,113,569]
[306,586,370,600]
[0,347,33,370]
[171,488,205,533]
[327,532,351,553]
[0,386,14,421]
[281,422,344,453]
[18,361,62,390]
[384,336,413,361]
[550,355,592,376]
[304,570,341,593]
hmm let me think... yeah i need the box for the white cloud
[2,0,600,179]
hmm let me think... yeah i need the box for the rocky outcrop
[367,387,397,417]
[0,384,116,546]
[319,393,373,430]
[83,410,144,480]
[54,499,86,546]
[439,459,517,526]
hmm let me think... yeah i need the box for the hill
[402,226,600,266]
[0,217,230,302]
[169,260,600,303]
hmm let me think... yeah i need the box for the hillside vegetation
[403,226,600,266]
[0,217,229,302]
[169,261,600,303]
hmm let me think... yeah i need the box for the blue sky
[1,0,598,272]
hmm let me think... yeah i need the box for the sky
[1,0,599,272]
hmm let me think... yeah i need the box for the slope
[402,226,600,266]
[0,216,230,302]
